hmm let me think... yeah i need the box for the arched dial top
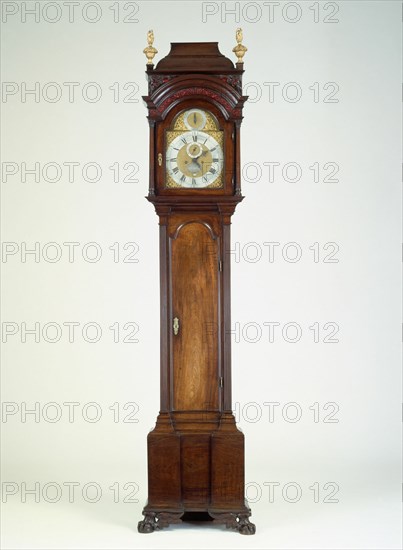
[165,108,224,189]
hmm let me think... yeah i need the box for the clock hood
[154,42,236,73]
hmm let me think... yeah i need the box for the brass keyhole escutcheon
[157,153,162,166]
[173,317,179,336]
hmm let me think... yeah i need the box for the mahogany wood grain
[138,41,255,536]
[170,220,220,411]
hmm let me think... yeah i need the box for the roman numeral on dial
[166,129,223,188]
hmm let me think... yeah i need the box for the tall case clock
[138,30,255,535]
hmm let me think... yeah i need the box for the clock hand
[185,150,208,176]
[194,150,208,162]
[184,146,208,176]
[187,159,201,175]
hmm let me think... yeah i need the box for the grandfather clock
[138,30,255,535]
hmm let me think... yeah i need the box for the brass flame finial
[232,27,247,64]
[143,29,158,65]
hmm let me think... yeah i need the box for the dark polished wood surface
[154,42,235,73]
[170,219,220,412]
[138,41,255,535]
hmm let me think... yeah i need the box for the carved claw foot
[237,514,256,535]
[210,511,256,535]
[138,512,160,533]
[138,511,184,533]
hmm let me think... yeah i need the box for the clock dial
[183,109,207,131]
[165,108,224,189]
[166,130,224,188]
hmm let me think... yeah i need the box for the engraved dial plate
[165,109,224,189]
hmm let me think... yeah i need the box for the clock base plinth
[138,502,255,535]
[138,413,255,535]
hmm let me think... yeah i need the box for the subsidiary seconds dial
[166,130,224,188]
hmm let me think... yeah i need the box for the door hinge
[219,377,224,388]
[218,260,223,272]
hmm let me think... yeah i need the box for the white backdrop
[1,1,401,549]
